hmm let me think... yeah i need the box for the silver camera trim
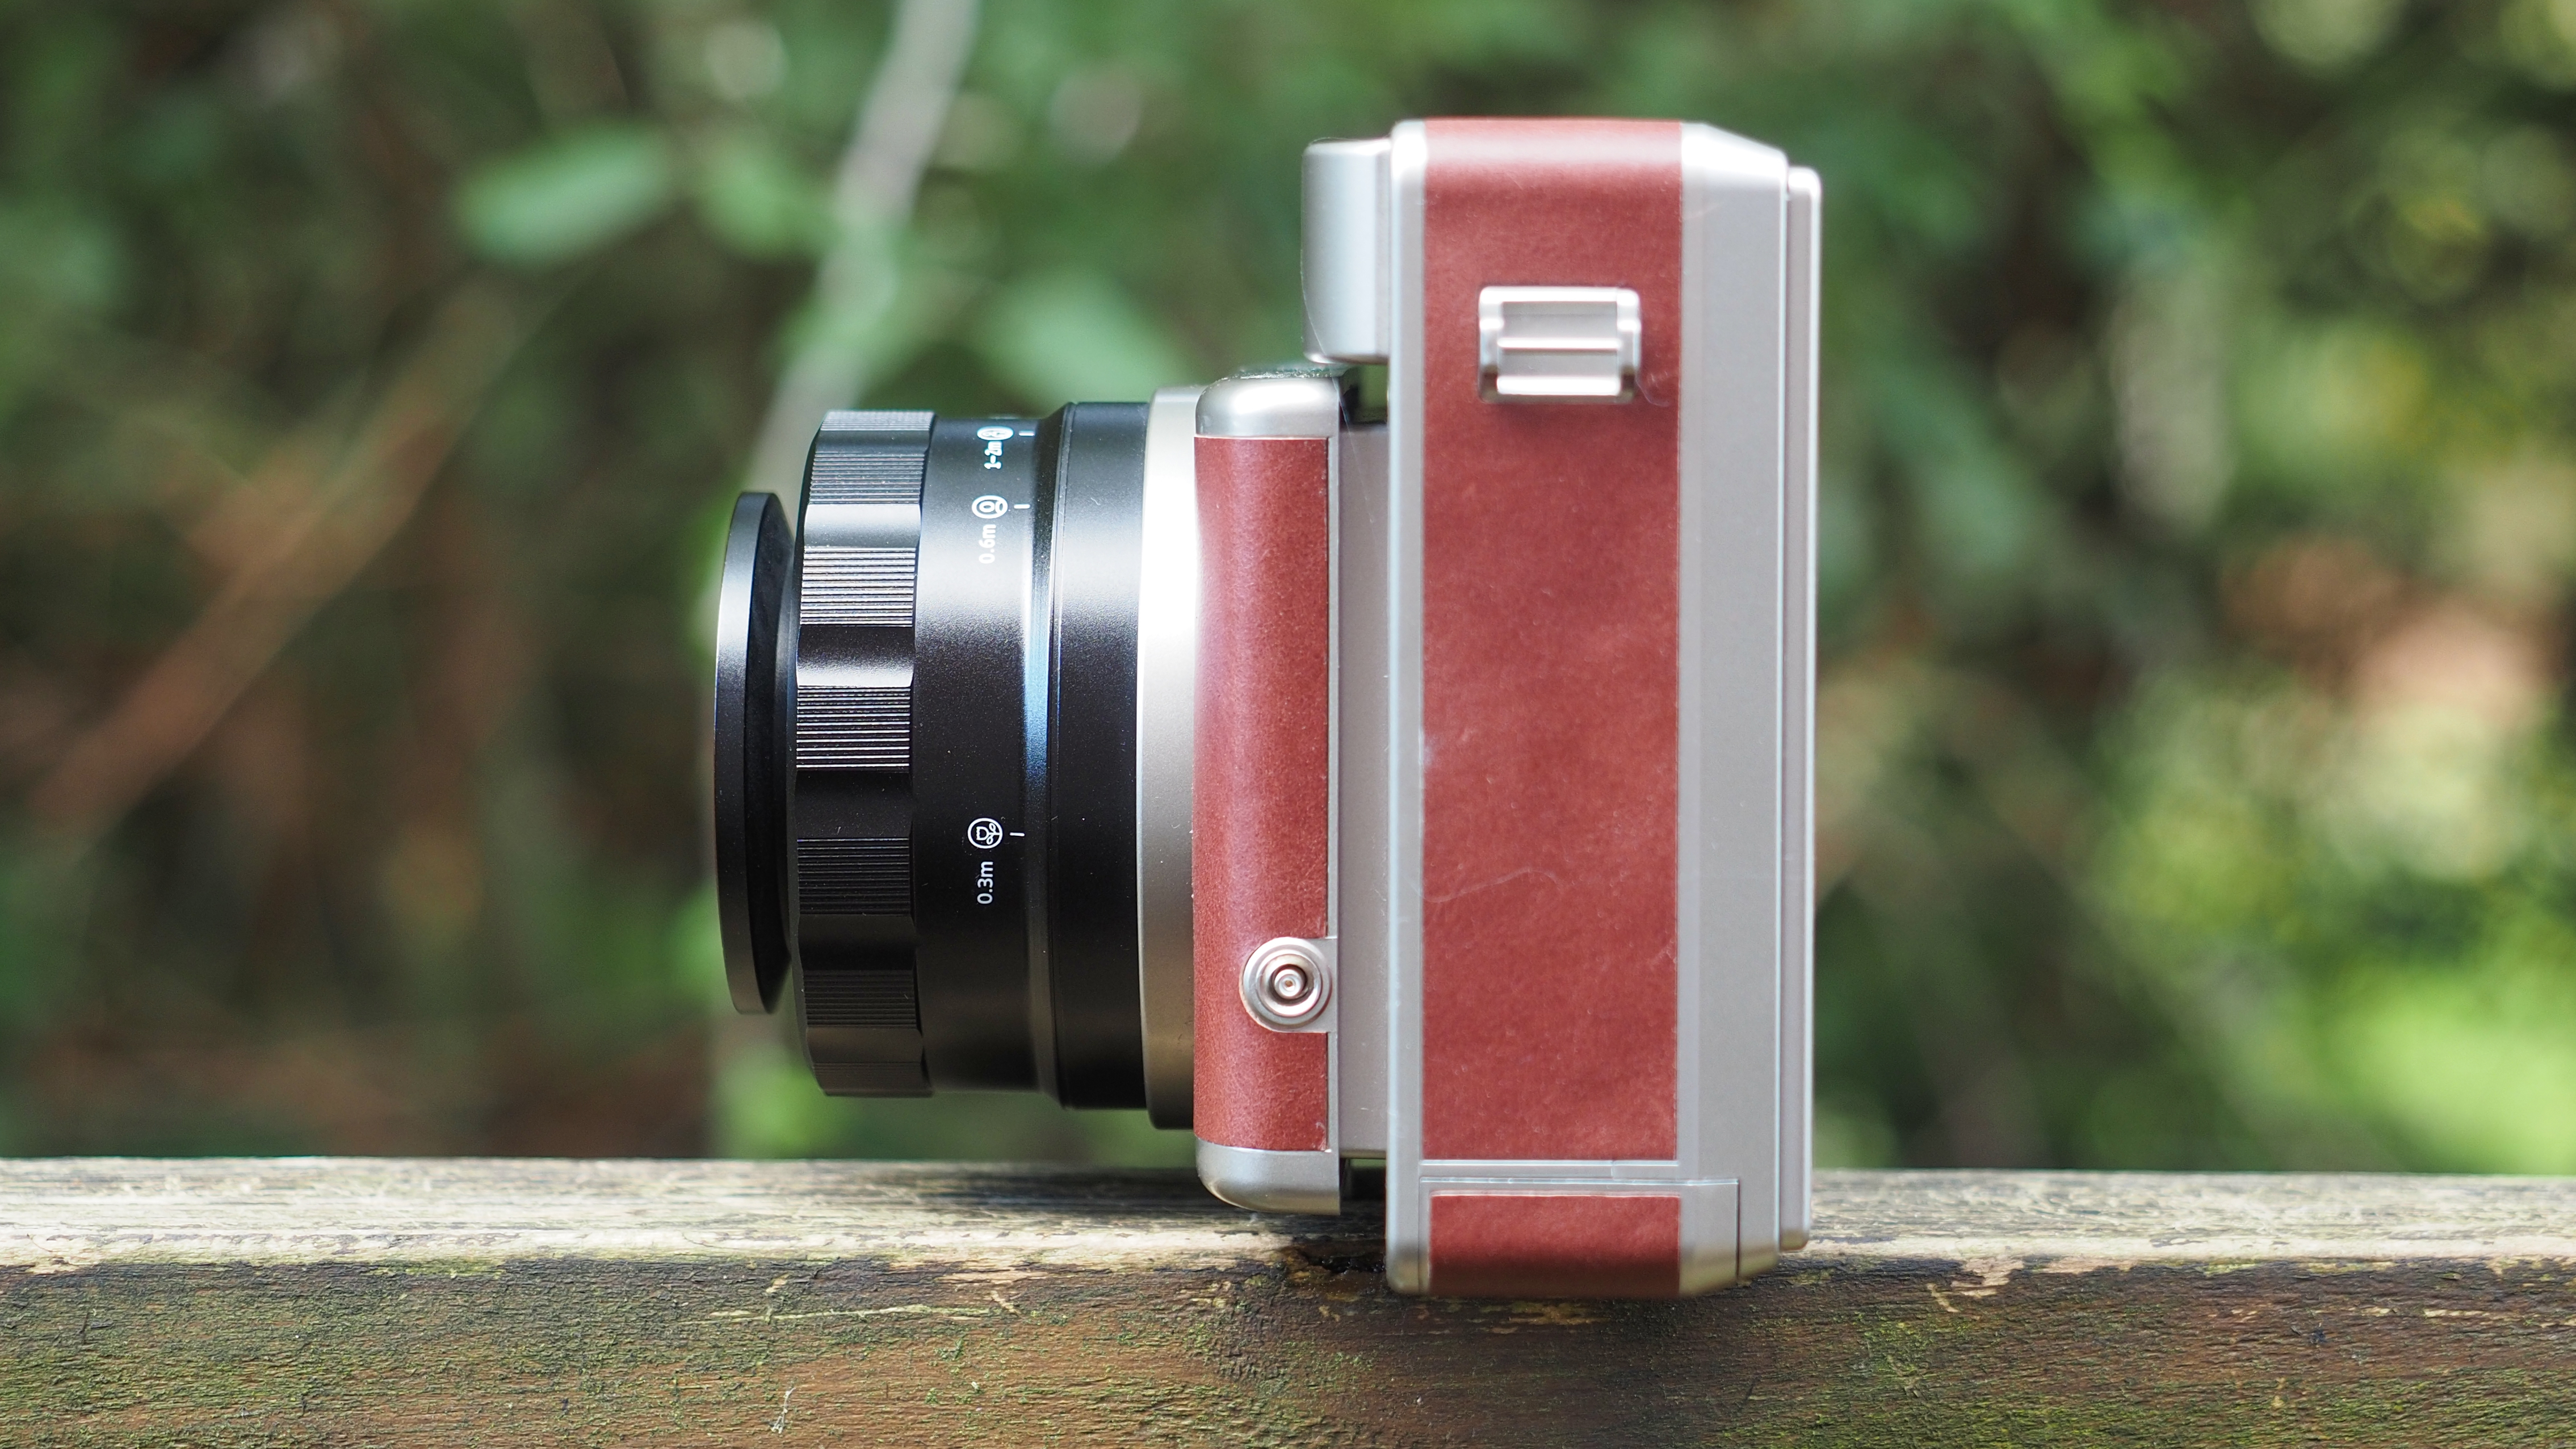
[1134,386,1204,1129]
[1197,1139,1340,1215]
[1302,139,1392,365]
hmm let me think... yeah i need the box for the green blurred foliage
[457,124,677,266]
[1,0,2572,1171]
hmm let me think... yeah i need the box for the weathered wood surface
[3,1161,2574,1446]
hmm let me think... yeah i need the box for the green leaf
[689,129,831,259]
[0,202,123,315]
[2330,956,2576,1172]
[454,125,677,268]
[972,270,1196,407]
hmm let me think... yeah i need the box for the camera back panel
[1194,119,1819,1298]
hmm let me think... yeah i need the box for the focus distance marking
[972,493,1008,565]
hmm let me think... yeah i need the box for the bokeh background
[3,0,2572,1172]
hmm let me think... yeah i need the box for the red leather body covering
[1427,1193,1683,1298]
[1193,434,1331,1151]
[1418,119,1683,1163]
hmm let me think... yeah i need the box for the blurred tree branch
[745,0,980,512]
[28,284,530,852]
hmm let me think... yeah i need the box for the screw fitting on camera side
[1240,937,1333,1032]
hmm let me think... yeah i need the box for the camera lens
[713,400,1193,1123]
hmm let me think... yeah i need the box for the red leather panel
[1427,1193,1683,1298]
[1419,118,1682,1162]
[1193,434,1331,1151]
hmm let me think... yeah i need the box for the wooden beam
[4,1160,2573,1444]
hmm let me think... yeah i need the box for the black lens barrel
[714,404,1151,1108]
[1040,404,1151,1105]
[713,491,795,1016]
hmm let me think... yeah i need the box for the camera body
[1188,120,1818,1296]
[713,118,1816,1299]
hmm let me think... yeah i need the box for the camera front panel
[1189,368,1348,1215]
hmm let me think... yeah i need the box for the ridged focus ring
[791,410,934,1095]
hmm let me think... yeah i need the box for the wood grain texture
[3,1161,2574,1446]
